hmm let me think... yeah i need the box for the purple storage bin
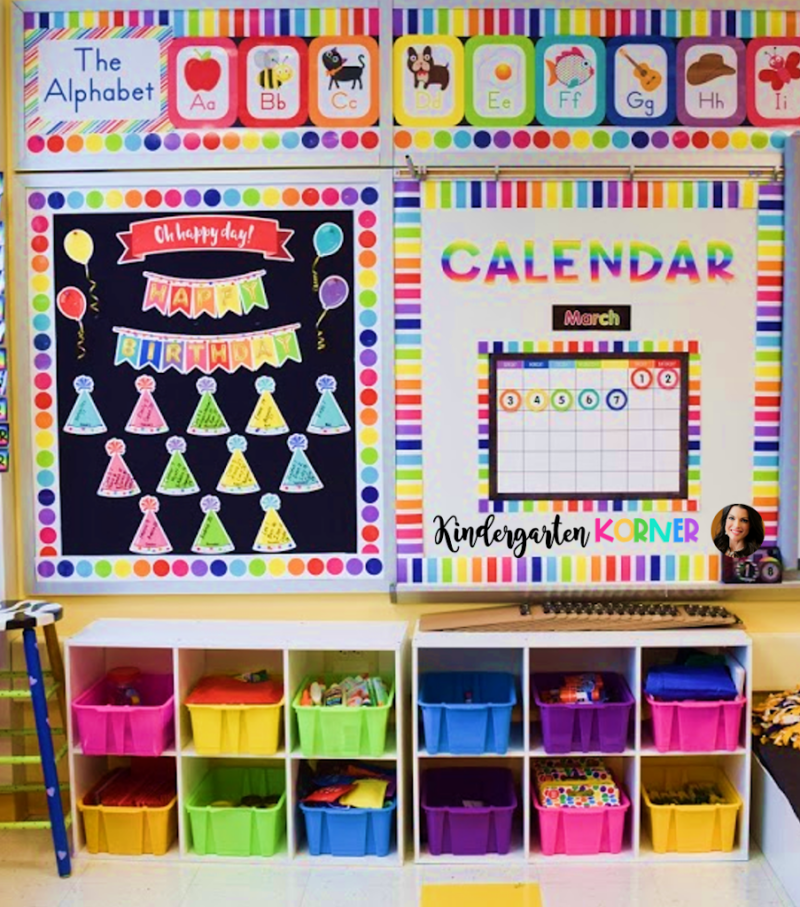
[532,673,634,754]
[421,767,517,856]
[646,694,746,752]
[533,787,630,856]
[72,674,175,756]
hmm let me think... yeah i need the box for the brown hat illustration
[687,52,736,86]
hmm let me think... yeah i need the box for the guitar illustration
[620,48,663,92]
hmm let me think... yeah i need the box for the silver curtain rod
[401,155,784,183]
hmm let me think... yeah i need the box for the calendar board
[394,178,785,589]
[19,171,391,594]
[491,352,689,502]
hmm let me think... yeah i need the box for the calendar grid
[480,342,698,513]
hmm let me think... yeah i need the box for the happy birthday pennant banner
[113,324,302,374]
[117,215,295,264]
[142,270,268,319]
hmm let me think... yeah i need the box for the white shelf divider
[413,622,752,865]
[65,619,407,867]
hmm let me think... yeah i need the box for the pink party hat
[126,376,169,435]
[130,496,172,554]
[97,438,140,498]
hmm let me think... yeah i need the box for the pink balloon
[57,286,87,323]
[319,275,349,311]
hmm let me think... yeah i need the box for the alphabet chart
[490,353,689,502]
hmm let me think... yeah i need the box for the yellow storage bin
[641,765,742,854]
[186,700,284,755]
[79,797,178,856]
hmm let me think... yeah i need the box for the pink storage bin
[646,694,746,753]
[533,788,630,856]
[73,674,175,756]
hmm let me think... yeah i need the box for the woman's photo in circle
[711,503,765,558]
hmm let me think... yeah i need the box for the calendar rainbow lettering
[441,239,735,284]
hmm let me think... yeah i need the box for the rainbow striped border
[393,8,800,38]
[22,7,381,159]
[755,184,784,544]
[477,340,700,514]
[393,178,783,586]
[27,179,385,588]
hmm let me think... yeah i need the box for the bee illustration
[255,49,295,90]
[758,48,800,91]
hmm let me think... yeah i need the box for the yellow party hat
[246,376,289,436]
[253,493,296,552]
[217,435,260,495]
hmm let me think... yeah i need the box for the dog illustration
[322,48,366,90]
[407,45,450,91]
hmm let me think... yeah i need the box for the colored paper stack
[534,758,621,809]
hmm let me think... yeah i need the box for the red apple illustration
[184,50,221,92]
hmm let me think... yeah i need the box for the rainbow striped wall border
[393,8,800,38]
[477,340,701,515]
[397,553,722,585]
[393,179,784,584]
[755,184,784,544]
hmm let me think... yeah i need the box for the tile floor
[0,831,793,907]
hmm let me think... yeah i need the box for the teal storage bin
[186,766,286,857]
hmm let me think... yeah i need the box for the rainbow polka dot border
[27,179,386,588]
[394,127,789,155]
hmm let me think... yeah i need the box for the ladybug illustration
[758,49,800,91]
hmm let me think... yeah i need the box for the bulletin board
[19,171,391,593]
[13,1,387,171]
[394,178,784,589]
[392,4,800,162]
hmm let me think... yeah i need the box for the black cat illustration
[322,48,366,90]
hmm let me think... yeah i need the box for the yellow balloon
[64,229,94,266]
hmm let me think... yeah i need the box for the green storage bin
[292,675,395,757]
[186,766,286,857]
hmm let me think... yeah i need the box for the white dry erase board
[17,170,393,594]
[394,178,784,589]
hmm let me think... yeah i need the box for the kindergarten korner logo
[433,514,699,558]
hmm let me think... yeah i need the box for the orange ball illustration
[495,62,513,81]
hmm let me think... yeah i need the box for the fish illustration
[546,46,595,88]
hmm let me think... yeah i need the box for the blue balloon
[313,222,344,258]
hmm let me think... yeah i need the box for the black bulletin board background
[53,208,357,557]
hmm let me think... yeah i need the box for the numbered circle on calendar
[550,389,574,412]
[606,388,628,411]
[499,389,522,412]
[657,368,680,390]
[525,389,549,412]
[578,389,600,410]
[630,368,653,390]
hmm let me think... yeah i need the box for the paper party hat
[126,375,169,435]
[253,493,296,552]
[188,377,230,436]
[246,376,289,436]
[192,495,234,553]
[64,375,106,435]
[97,438,140,498]
[157,436,200,496]
[217,434,260,494]
[280,433,323,493]
[307,375,350,435]
[129,495,172,554]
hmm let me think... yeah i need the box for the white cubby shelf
[412,623,752,864]
[65,619,408,866]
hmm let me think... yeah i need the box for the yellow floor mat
[421,882,543,907]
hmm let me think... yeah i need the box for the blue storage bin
[299,801,396,857]
[419,672,517,755]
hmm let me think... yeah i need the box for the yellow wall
[2,0,800,693]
